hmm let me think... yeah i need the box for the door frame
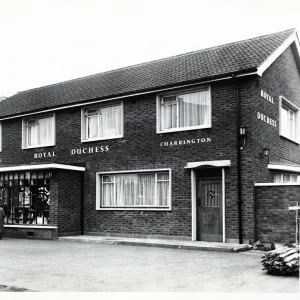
[191,168,226,242]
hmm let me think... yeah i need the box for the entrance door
[197,179,222,242]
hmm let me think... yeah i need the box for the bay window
[81,102,123,142]
[97,170,171,210]
[23,114,55,148]
[157,87,211,133]
[279,97,299,143]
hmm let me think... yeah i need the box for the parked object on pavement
[261,245,299,276]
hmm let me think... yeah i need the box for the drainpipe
[236,80,243,244]
[80,172,84,235]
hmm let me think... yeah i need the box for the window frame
[279,96,299,144]
[156,86,212,134]
[0,122,2,152]
[96,168,172,211]
[22,114,56,149]
[81,101,124,143]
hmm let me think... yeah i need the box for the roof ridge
[17,28,295,95]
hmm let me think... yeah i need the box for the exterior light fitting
[239,125,246,150]
[263,148,270,156]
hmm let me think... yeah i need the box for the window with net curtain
[159,88,211,132]
[274,173,300,183]
[24,115,55,148]
[101,171,170,208]
[84,102,122,140]
[280,97,298,142]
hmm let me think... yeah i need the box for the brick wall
[255,184,299,243]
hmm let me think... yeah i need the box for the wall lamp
[239,125,246,150]
[263,148,270,156]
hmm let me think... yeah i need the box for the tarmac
[0,238,299,292]
[58,235,252,252]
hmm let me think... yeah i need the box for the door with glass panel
[197,179,222,242]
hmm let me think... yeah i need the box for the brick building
[0,29,299,243]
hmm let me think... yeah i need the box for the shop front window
[0,171,50,225]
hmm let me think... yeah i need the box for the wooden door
[197,179,222,242]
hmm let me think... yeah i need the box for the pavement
[58,235,252,252]
[0,238,299,292]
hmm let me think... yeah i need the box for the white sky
[0,0,300,97]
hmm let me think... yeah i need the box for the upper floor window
[274,173,300,183]
[22,114,55,149]
[81,101,123,142]
[157,87,211,133]
[279,96,299,143]
[0,122,2,152]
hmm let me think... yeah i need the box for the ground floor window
[98,170,171,209]
[274,173,300,183]
[0,171,50,225]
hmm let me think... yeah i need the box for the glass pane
[162,96,177,130]
[283,174,290,182]
[87,114,98,138]
[137,174,155,205]
[98,105,121,138]
[102,175,114,183]
[102,183,114,206]
[178,91,210,127]
[157,173,169,181]
[38,117,54,145]
[157,181,169,206]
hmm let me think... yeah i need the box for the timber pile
[261,246,299,276]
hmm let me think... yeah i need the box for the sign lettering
[160,137,211,147]
[257,112,277,127]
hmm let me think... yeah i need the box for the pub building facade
[0,29,300,243]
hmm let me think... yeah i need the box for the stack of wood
[261,246,299,276]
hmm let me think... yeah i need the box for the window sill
[4,224,57,229]
[279,134,299,145]
[22,144,56,150]
[157,124,211,134]
[96,207,172,211]
[81,135,123,143]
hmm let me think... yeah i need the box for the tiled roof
[0,29,296,118]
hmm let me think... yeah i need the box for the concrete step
[58,235,252,253]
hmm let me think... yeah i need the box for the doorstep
[58,235,252,253]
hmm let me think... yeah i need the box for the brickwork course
[0,29,300,243]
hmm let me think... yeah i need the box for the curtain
[179,91,210,128]
[38,117,54,145]
[87,114,98,138]
[27,124,37,146]
[99,105,121,138]
[102,173,168,207]
[137,174,155,205]
[273,174,281,183]
[162,96,177,130]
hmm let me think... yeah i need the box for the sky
[0,0,300,97]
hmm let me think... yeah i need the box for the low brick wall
[3,225,58,240]
[254,184,300,243]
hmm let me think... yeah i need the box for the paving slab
[58,235,251,252]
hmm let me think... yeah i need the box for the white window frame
[279,96,299,144]
[22,114,56,149]
[96,168,172,211]
[156,86,212,133]
[0,122,2,152]
[81,101,124,142]
[274,173,300,183]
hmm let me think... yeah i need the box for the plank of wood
[279,249,297,258]
[284,252,300,263]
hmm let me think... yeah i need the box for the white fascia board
[185,160,231,169]
[4,225,58,229]
[257,31,300,76]
[0,163,85,172]
[268,163,300,173]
